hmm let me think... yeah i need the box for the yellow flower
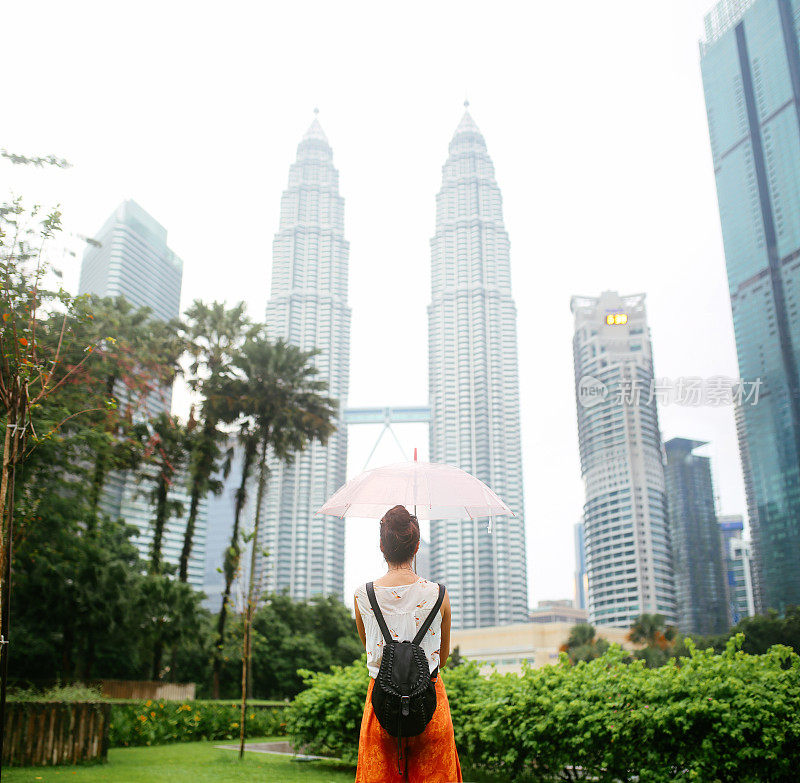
[138,715,147,722]
[150,711,156,718]
[145,700,152,707]
[231,722,239,729]
[249,714,255,719]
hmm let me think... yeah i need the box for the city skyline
[3,0,747,607]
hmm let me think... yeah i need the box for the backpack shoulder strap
[365,582,393,645]
[412,583,445,645]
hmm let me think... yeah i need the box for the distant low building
[529,603,588,625]
[450,620,631,675]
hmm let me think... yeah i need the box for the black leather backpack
[366,580,446,775]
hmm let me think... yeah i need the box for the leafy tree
[0,192,108,742]
[133,572,203,681]
[560,622,611,664]
[628,613,677,668]
[234,336,337,748]
[210,334,336,698]
[446,645,464,669]
[137,413,190,576]
[178,300,250,583]
[75,295,179,517]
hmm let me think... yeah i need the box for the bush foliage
[287,637,800,781]
[109,700,288,747]
[285,655,371,763]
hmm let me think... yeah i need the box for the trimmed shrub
[285,655,370,763]
[287,637,800,782]
[109,700,288,747]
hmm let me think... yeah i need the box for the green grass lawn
[3,738,356,782]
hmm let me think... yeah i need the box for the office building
[700,0,800,611]
[450,620,631,675]
[571,291,676,627]
[79,201,205,589]
[575,520,587,610]
[718,514,757,623]
[256,113,351,601]
[663,438,729,634]
[427,104,528,628]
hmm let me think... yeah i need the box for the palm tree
[628,613,676,648]
[628,613,677,667]
[209,334,336,700]
[561,622,610,664]
[236,338,336,756]
[139,413,190,576]
[178,301,251,583]
[78,296,185,518]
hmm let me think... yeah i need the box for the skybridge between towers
[343,406,431,469]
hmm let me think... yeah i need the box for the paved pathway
[215,740,338,761]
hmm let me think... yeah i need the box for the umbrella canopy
[317,460,514,522]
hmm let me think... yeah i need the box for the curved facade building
[571,291,676,627]
[427,106,528,629]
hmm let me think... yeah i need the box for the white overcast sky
[3,0,742,609]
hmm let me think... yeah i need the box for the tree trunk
[239,433,270,759]
[61,620,74,680]
[88,374,116,519]
[179,490,201,582]
[180,419,216,582]
[0,387,25,764]
[149,476,169,575]
[83,629,96,682]
[212,437,256,699]
[152,630,164,681]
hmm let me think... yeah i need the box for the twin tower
[257,106,528,630]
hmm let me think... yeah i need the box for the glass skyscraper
[700,0,800,611]
[78,200,206,589]
[256,113,350,601]
[427,104,528,629]
[571,291,676,627]
[663,438,729,635]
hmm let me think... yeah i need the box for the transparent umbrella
[317,456,514,531]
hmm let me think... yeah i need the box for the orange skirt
[355,675,463,783]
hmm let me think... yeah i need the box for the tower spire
[303,107,328,143]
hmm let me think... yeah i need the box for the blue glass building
[700,0,800,612]
[663,438,729,635]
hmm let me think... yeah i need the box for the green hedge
[285,656,371,764]
[109,699,288,747]
[286,637,800,781]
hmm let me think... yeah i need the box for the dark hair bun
[380,505,420,564]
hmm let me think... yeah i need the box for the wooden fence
[99,680,195,701]
[3,702,111,766]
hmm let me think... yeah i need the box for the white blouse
[354,577,443,679]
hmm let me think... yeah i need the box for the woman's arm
[438,589,451,669]
[354,595,367,649]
